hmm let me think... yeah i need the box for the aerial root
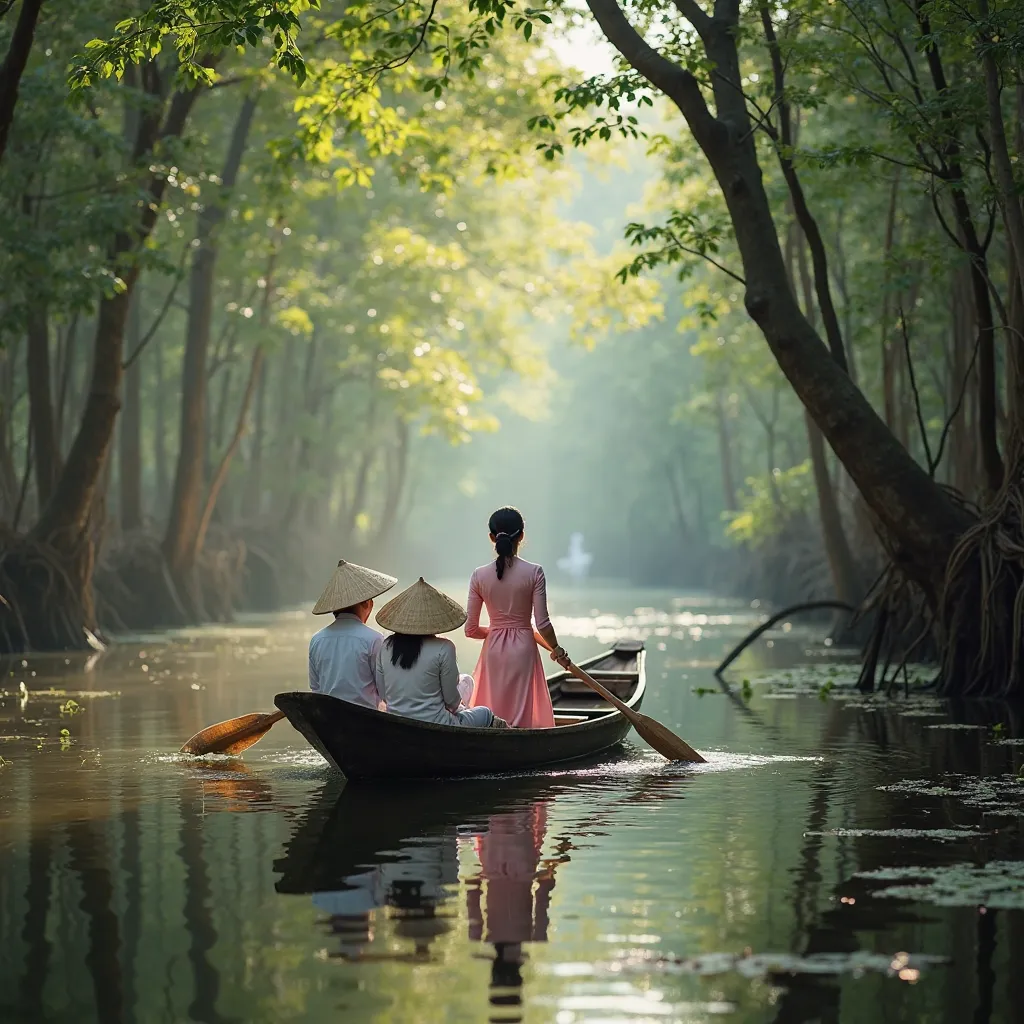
[0,528,91,652]
[938,459,1024,699]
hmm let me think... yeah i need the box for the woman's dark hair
[489,506,524,580]
[386,633,426,669]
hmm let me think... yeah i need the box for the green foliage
[69,2,320,88]
[725,463,815,548]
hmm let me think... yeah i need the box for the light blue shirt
[308,614,384,709]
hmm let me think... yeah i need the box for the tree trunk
[162,92,258,607]
[948,269,978,495]
[244,349,268,516]
[1007,249,1024,462]
[25,300,59,509]
[795,224,863,606]
[666,462,694,541]
[193,345,264,559]
[912,4,1003,492]
[369,421,410,551]
[582,0,972,603]
[119,292,143,531]
[0,341,18,518]
[1,68,207,650]
[806,413,861,606]
[715,391,737,511]
[52,313,77,446]
[0,0,44,166]
[154,331,169,513]
[760,7,848,372]
[879,172,900,431]
[979,0,1024,302]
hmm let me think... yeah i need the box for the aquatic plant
[598,949,945,981]
[804,828,987,841]
[856,861,1024,909]
[878,774,1024,816]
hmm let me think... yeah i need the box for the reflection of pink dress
[465,558,555,729]
[467,802,553,944]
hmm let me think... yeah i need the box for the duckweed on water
[597,950,946,980]
[804,828,988,841]
[856,861,1024,908]
[878,774,1024,815]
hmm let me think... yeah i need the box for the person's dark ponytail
[488,506,524,581]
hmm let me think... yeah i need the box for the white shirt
[308,614,384,709]
[376,636,464,726]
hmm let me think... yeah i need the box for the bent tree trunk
[163,92,258,615]
[0,70,205,652]
[581,1,972,594]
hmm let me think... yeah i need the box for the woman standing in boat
[466,507,571,728]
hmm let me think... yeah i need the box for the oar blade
[180,712,280,756]
[631,713,706,763]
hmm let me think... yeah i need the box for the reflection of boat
[275,779,571,983]
[274,641,646,780]
[274,776,577,895]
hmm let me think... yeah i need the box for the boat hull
[274,643,645,781]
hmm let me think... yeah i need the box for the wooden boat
[274,640,646,781]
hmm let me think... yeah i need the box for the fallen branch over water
[715,601,856,679]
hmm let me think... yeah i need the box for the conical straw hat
[312,559,398,615]
[375,578,467,635]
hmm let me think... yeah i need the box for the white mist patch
[804,827,988,841]
[857,861,1024,908]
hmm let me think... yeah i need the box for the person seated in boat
[374,578,509,728]
[308,559,398,708]
[465,506,571,729]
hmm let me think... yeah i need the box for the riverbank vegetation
[0,0,1022,697]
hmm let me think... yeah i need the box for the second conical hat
[312,559,397,615]
[375,578,467,635]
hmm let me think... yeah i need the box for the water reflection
[467,800,569,1023]
[275,778,572,983]
[2,593,1024,1023]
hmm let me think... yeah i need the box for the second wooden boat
[274,640,646,781]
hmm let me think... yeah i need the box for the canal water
[0,583,1021,1023]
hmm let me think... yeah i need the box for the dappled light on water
[2,587,1023,1022]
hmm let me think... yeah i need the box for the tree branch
[670,0,712,35]
[583,0,719,142]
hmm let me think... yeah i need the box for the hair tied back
[488,507,525,580]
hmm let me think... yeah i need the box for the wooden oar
[180,709,286,756]
[536,633,705,763]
